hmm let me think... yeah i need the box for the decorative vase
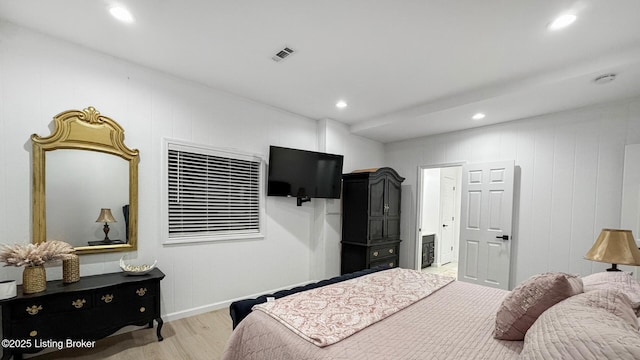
[63,254,80,283]
[23,265,46,294]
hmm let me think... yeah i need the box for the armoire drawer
[370,256,399,269]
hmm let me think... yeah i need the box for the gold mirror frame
[32,106,139,254]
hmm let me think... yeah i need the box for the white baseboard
[164,279,316,322]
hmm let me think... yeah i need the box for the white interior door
[458,160,514,290]
[440,176,456,264]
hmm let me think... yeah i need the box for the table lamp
[585,228,640,271]
[95,208,117,244]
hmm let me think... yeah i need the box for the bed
[222,268,640,360]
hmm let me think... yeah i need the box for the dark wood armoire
[340,167,405,274]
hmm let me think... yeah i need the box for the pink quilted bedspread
[252,268,454,346]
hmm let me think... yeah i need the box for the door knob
[442,224,448,227]
[496,235,509,240]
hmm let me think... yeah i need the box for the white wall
[0,21,383,320]
[622,144,640,238]
[386,97,640,286]
[312,119,385,279]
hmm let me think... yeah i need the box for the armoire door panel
[385,219,401,239]
[386,179,401,217]
[369,178,386,218]
[369,219,384,241]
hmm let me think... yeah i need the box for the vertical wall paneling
[0,21,384,321]
[547,122,575,272]
[386,98,640,286]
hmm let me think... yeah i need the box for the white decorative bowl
[119,256,157,276]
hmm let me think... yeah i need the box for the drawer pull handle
[29,330,38,337]
[136,288,147,296]
[373,251,379,257]
[72,299,86,309]
[389,249,394,254]
[140,307,146,313]
[26,305,43,315]
[389,262,394,267]
[101,294,114,303]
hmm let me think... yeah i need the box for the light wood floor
[422,261,458,278]
[31,309,232,360]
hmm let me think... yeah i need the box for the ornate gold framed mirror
[32,107,139,254]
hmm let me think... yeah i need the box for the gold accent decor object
[31,106,139,255]
[585,228,640,271]
[101,294,114,303]
[71,299,86,309]
[26,305,43,316]
[62,254,80,283]
[136,288,147,296]
[23,265,46,294]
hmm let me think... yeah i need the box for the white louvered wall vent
[272,46,295,62]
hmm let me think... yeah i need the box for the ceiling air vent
[272,46,295,62]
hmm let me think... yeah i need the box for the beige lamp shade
[95,208,117,223]
[585,229,640,268]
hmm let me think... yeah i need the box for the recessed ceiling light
[548,14,576,30]
[336,100,348,109]
[472,113,485,120]
[109,6,134,23]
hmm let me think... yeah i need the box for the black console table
[0,268,165,360]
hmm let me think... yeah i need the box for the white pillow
[520,289,640,360]
[582,272,640,315]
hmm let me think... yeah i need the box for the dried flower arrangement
[0,240,75,267]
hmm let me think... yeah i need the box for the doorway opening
[416,164,462,279]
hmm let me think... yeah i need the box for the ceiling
[1,0,640,143]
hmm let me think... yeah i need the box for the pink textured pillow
[582,272,640,314]
[494,272,583,340]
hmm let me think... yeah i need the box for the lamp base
[606,263,622,272]
[88,239,125,246]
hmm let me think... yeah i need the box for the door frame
[415,162,465,270]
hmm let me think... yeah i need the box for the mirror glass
[32,106,138,255]
[46,150,129,247]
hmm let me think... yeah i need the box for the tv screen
[267,146,344,199]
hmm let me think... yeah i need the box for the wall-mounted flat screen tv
[267,146,344,204]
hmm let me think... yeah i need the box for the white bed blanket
[253,268,454,346]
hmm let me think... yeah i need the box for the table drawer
[11,293,94,319]
[95,282,156,306]
[12,309,98,340]
[93,296,156,328]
